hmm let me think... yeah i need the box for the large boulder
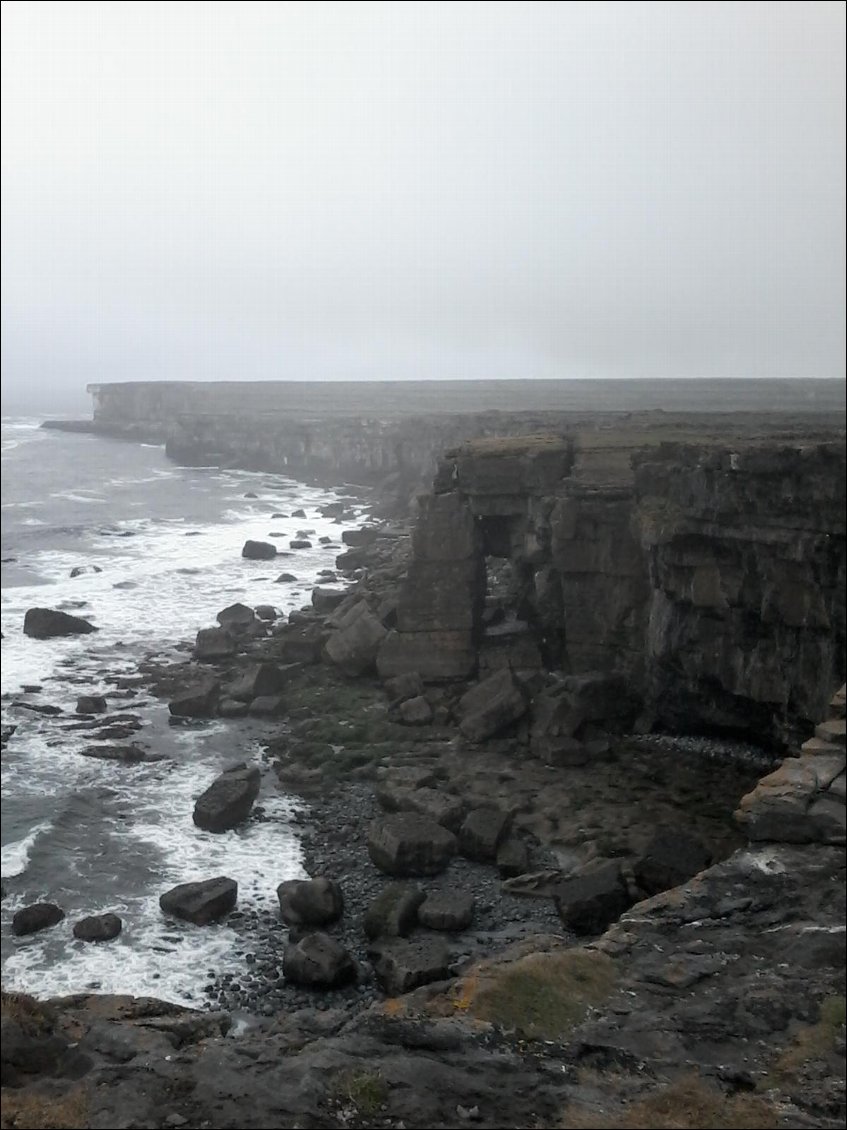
[168,678,220,718]
[633,828,713,895]
[368,815,457,877]
[457,668,528,742]
[363,883,425,940]
[459,807,512,861]
[226,662,297,702]
[372,938,451,995]
[72,913,122,942]
[375,785,465,832]
[159,877,237,925]
[194,627,237,661]
[76,694,107,714]
[12,903,65,936]
[216,603,258,632]
[312,587,347,613]
[23,608,98,639]
[417,891,474,932]
[554,862,632,935]
[324,601,387,676]
[283,932,357,988]
[193,764,261,832]
[241,541,277,560]
[277,878,344,930]
[396,696,433,725]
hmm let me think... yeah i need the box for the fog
[1,1,845,410]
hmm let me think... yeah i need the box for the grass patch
[450,434,569,458]
[0,1087,88,1130]
[331,1070,388,1117]
[457,949,617,1041]
[769,994,846,1082]
[560,1073,779,1129]
[0,993,56,1038]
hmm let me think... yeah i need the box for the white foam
[1,823,53,878]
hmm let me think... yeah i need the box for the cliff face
[378,433,846,747]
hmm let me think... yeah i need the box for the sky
[1,0,845,408]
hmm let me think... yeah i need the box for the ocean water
[1,416,368,1005]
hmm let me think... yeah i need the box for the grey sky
[1,0,845,405]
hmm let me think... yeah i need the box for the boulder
[384,672,425,704]
[218,698,249,718]
[168,678,219,718]
[496,837,531,877]
[273,625,325,664]
[69,564,102,577]
[312,587,347,613]
[342,528,379,547]
[193,764,261,832]
[363,883,425,940]
[633,828,713,895]
[368,815,457,877]
[375,785,465,832]
[324,601,388,676]
[417,891,474,931]
[226,662,296,702]
[372,938,451,995]
[76,694,107,715]
[397,696,433,725]
[248,694,286,716]
[12,903,65,936]
[457,669,528,742]
[72,913,122,942]
[159,877,237,925]
[554,861,632,935]
[254,604,278,621]
[277,878,344,930]
[291,508,307,518]
[459,807,512,861]
[80,744,156,763]
[216,603,257,631]
[23,608,98,639]
[241,541,277,560]
[289,539,313,550]
[275,573,298,583]
[194,627,237,661]
[283,932,357,988]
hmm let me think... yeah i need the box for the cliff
[376,430,846,748]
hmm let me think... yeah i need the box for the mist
[1,0,845,411]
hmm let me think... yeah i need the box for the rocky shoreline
[2,441,846,1129]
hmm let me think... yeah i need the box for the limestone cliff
[379,432,846,748]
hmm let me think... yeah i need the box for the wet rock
[76,694,108,714]
[283,932,357,988]
[372,938,450,995]
[312,587,347,612]
[633,827,713,895]
[457,669,528,742]
[193,764,261,833]
[384,671,425,704]
[80,744,155,763]
[291,509,307,518]
[194,627,237,661]
[23,607,98,639]
[368,815,457,877]
[1,724,17,746]
[69,564,102,577]
[459,807,512,862]
[168,678,219,718]
[248,695,286,717]
[241,540,277,560]
[216,603,258,632]
[376,786,465,832]
[73,913,123,942]
[254,605,278,621]
[218,698,249,718]
[226,662,297,702]
[12,903,65,936]
[160,877,238,925]
[275,573,298,583]
[555,861,633,935]
[418,891,475,931]
[277,878,345,930]
[363,883,425,940]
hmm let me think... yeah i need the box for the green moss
[332,1069,388,1116]
[467,949,617,1041]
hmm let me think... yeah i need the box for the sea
[0,415,370,1006]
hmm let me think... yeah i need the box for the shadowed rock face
[380,434,846,747]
